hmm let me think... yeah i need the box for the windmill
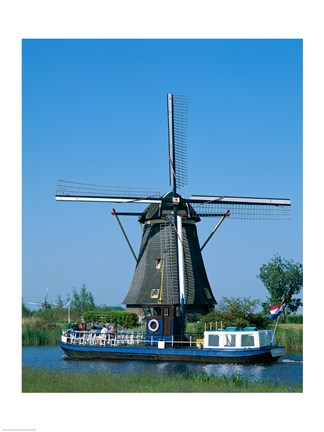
[56,94,290,341]
[28,287,57,310]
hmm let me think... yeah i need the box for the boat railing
[61,329,147,347]
[204,321,224,331]
[61,329,204,348]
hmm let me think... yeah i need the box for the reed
[275,324,303,349]
[22,329,61,346]
[22,368,302,393]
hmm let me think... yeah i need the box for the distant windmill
[56,94,290,341]
[28,287,57,310]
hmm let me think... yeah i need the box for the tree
[55,294,64,308]
[198,296,269,331]
[22,298,32,317]
[71,284,96,313]
[258,255,303,319]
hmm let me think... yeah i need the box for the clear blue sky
[22,39,302,309]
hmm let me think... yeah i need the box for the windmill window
[150,289,160,299]
[204,287,212,300]
[155,259,162,269]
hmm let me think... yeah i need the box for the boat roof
[205,326,270,333]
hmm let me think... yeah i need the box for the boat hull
[59,341,283,364]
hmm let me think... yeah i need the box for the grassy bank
[22,368,302,393]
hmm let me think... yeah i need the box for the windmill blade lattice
[168,94,188,189]
[188,195,291,220]
[56,180,161,203]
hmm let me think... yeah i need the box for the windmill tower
[56,94,291,342]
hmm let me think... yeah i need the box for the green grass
[22,368,302,393]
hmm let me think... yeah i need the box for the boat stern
[270,346,284,359]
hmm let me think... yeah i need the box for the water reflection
[22,346,302,386]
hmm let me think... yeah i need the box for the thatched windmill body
[56,94,290,341]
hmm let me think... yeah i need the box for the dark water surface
[22,345,302,386]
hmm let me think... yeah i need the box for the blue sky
[22,39,302,309]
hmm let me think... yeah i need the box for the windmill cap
[138,191,200,223]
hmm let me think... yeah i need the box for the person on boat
[63,329,72,342]
[108,323,117,338]
[99,324,109,340]
[71,323,80,337]
[94,322,102,330]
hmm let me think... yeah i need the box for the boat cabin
[143,305,182,342]
[203,327,274,349]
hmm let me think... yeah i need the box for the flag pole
[68,303,70,325]
[271,315,280,345]
[63,300,71,325]
[269,300,285,345]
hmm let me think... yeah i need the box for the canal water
[22,345,302,386]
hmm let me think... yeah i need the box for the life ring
[148,319,159,333]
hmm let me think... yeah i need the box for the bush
[197,297,269,333]
[286,315,303,324]
[83,310,138,328]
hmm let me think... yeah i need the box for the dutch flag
[269,300,285,320]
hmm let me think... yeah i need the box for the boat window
[163,307,169,317]
[241,334,254,347]
[259,331,272,346]
[153,307,161,317]
[144,307,161,317]
[144,307,152,316]
[224,334,236,347]
[208,334,220,347]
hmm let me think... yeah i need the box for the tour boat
[59,326,284,364]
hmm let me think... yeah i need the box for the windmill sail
[56,180,161,204]
[28,287,57,310]
[168,94,188,191]
[188,195,291,220]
